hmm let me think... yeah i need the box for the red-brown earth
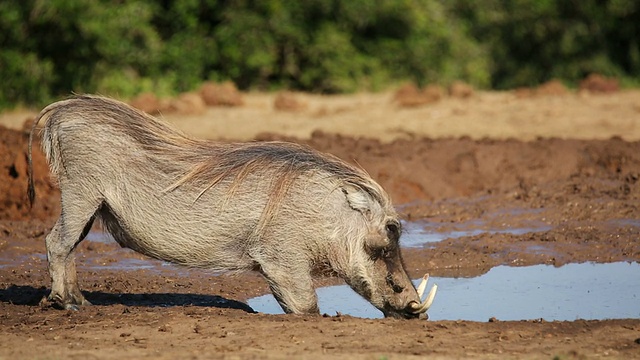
[1,90,640,359]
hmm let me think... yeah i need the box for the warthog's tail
[27,98,68,207]
[27,110,42,207]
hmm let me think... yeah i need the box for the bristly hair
[167,140,391,238]
[28,95,392,232]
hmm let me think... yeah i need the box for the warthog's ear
[342,185,372,216]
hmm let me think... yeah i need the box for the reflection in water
[248,262,640,321]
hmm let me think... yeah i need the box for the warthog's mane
[29,95,392,225]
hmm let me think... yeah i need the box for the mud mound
[393,83,444,107]
[514,79,570,98]
[580,73,619,93]
[0,125,59,221]
[256,132,640,204]
[129,82,244,116]
[199,81,244,107]
[167,92,207,115]
[274,91,307,111]
[448,81,474,98]
[536,79,570,96]
[5,122,640,221]
[129,92,168,115]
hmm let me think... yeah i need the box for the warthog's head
[337,186,437,319]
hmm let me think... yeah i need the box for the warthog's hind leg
[45,219,66,306]
[46,194,100,310]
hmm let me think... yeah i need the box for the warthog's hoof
[64,303,80,311]
[63,299,92,311]
[39,295,65,310]
[41,293,91,310]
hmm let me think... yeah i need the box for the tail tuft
[27,104,49,208]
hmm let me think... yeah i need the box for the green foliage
[0,50,55,107]
[210,0,488,92]
[451,0,640,88]
[0,0,638,109]
[0,0,161,107]
[0,2,55,107]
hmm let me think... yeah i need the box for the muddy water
[7,225,637,322]
[244,217,639,321]
[82,232,184,272]
[248,262,640,321]
[401,220,551,248]
[78,219,551,272]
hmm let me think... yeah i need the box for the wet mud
[1,112,640,358]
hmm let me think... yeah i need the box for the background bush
[451,0,640,89]
[0,0,638,109]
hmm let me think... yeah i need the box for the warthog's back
[29,95,395,271]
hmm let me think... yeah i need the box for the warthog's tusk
[410,273,438,314]
[416,274,429,298]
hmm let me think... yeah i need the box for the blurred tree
[30,0,161,94]
[451,0,640,88]
[0,1,55,107]
[212,0,488,92]
[0,0,637,109]
[148,0,221,92]
[0,0,161,106]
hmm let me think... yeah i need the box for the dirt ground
[1,89,640,359]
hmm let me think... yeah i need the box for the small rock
[200,81,244,107]
[274,91,307,111]
[579,73,619,94]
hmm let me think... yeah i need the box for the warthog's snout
[382,274,438,319]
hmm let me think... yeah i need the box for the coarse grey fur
[27,95,425,318]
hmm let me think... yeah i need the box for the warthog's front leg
[259,261,319,315]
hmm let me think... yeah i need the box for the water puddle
[86,231,115,243]
[6,224,638,321]
[247,262,640,321]
[401,220,551,248]
[609,218,640,228]
[80,217,551,271]
[86,258,162,271]
[80,232,176,272]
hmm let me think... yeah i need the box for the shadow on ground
[0,285,255,313]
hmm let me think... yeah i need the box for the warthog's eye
[385,220,401,242]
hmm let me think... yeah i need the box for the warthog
[28,95,436,318]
